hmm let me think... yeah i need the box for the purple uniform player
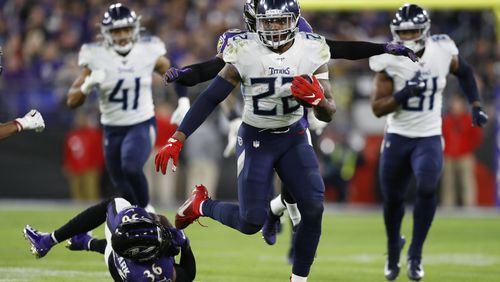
[23,198,196,282]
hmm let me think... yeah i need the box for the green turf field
[1,205,499,282]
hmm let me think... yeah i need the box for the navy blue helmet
[243,0,257,32]
[255,0,300,49]
[390,4,431,52]
[100,3,141,54]
[111,215,173,262]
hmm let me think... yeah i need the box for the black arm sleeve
[326,39,386,60]
[176,57,226,86]
[174,243,196,282]
[53,199,112,242]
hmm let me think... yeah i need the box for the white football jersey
[369,34,459,137]
[78,36,166,126]
[223,32,330,128]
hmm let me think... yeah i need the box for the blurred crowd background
[0,0,498,208]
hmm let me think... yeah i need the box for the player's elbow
[371,104,386,118]
[66,95,81,109]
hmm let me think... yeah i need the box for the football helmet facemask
[243,0,257,32]
[111,215,173,262]
[255,0,300,49]
[101,3,141,54]
[390,3,431,53]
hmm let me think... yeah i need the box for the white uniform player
[156,2,336,281]
[370,34,458,137]
[67,3,186,209]
[223,32,330,128]
[369,4,488,281]
[78,37,165,126]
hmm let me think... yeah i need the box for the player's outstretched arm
[164,56,226,87]
[326,39,418,62]
[155,64,240,174]
[0,109,45,140]
[0,121,19,140]
[67,67,101,109]
[450,55,488,127]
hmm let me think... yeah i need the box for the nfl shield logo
[253,141,260,148]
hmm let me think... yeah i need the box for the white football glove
[223,117,242,158]
[80,69,106,95]
[170,97,190,126]
[15,109,45,132]
[307,110,328,136]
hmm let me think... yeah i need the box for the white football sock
[285,201,301,227]
[199,201,204,216]
[291,273,307,282]
[145,204,156,213]
[270,194,286,216]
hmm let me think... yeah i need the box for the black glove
[393,72,426,104]
[384,42,419,62]
[472,106,488,127]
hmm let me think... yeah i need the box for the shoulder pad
[430,34,451,42]
[217,29,249,54]
[430,34,458,56]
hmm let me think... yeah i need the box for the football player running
[368,4,488,281]
[0,48,45,140]
[24,197,196,282]
[156,1,335,280]
[66,3,188,209]
[163,0,419,248]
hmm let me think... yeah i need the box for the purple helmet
[111,210,173,262]
[243,0,257,32]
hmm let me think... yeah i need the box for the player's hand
[384,42,419,62]
[291,75,325,107]
[169,228,188,247]
[155,137,183,174]
[307,110,328,135]
[170,97,190,126]
[15,109,45,132]
[472,106,488,127]
[393,72,426,104]
[223,117,242,158]
[80,70,106,95]
[163,67,192,84]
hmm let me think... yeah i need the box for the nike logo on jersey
[30,112,36,117]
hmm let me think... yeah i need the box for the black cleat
[384,236,406,281]
[407,258,424,281]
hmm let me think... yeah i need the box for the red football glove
[291,75,325,107]
[155,137,183,174]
